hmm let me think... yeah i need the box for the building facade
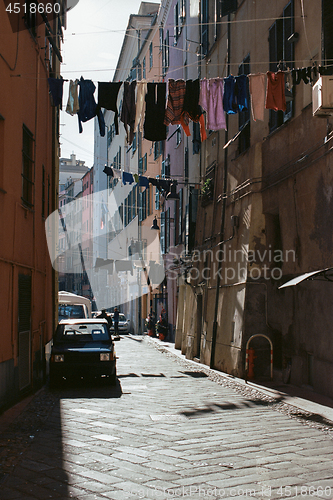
[0,3,66,410]
[179,0,333,399]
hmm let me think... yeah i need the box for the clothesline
[49,63,327,145]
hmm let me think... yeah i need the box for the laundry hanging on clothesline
[48,64,329,145]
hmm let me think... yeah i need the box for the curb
[145,335,333,425]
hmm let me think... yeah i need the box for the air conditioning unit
[312,76,333,116]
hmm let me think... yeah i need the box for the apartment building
[0,3,66,410]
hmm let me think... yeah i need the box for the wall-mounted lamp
[151,216,160,230]
[166,182,179,200]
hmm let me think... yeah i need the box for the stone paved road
[1,335,333,500]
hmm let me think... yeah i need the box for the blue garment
[236,74,249,112]
[47,77,64,107]
[77,77,105,136]
[122,171,134,185]
[139,176,149,188]
[223,75,237,114]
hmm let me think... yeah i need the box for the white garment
[134,80,148,132]
[66,79,79,116]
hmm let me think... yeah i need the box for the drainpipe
[210,15,231,369]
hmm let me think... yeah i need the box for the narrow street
[1,335,333,500]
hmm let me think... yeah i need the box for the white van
[58,292,92,321]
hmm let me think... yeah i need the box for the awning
[279,267,333,289]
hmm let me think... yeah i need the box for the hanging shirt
[134,80,148,132]
[66,79,79,115]
[77,77,105,136]
[164,79,186,126]
[265,71,286,112]
[199,78,226,131]
[120,81,137,145]
[139,176,149,188]
[144,82,167,142]
[122,171,134,185]
[115,260,133,274]
[98,81,122,135]
[103,166,114,176]
[248,73,266,121]
[47,77,64,107]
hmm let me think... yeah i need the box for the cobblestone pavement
[1,335,333,500]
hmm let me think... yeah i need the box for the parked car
[49,319,119,387]
[110,313,131,334]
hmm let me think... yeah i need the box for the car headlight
[100,353,110,361]
[54,354,64,362]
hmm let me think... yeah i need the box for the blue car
[50,319,119,387]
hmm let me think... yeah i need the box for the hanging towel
[77,77,105,136]
[164,79,186,126]
[134,80,148,132]
[66,79,79,115]
[223,75,238,114]
[236,74,249,112]
[199,78,226,130]
[97,82,122,134]
[144,82,167,142]
[139,176,149,188]
[265,71,286,112]
[122,171,134,185]
[120,81,137,145]
[113,169,122,179]
[248,73,266,121]
[48,77,64,107]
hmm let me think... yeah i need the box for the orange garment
[265,71,286,112]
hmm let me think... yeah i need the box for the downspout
[210,14,231,369]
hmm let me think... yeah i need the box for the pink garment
[265,71,286,112]
[248,73,266,121]
[199,78,226,131]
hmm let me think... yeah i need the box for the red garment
[265,71,286,112]
[164,79,186,126]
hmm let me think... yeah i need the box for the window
[193,122,201,154]
[201,0,209,56]
[238,55,251,154]
[323,0,333,69]
[149,42,153,70]
[142,57,146,79]
[154,141,163,160]
[162,31,170,76]
[162,155,170,178]
[155,175,160,210]
[174,0,186,45]
[201,0,237,56]
[178,188,183,244]
[132,133,137,154]
[184,147,189,181]
[160,211,166,253]
[22,125,34,208]
[269,0,294,132]
[176,126,182,146]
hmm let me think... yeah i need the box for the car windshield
[118,314,126,322]
[55,323,111,342]
[58,304,86,321]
